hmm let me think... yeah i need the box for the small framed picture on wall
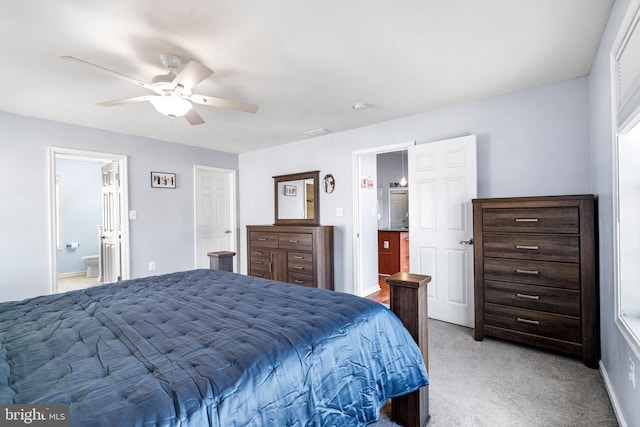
[151,171,176,189]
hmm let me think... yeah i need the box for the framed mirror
[274,171,320,225]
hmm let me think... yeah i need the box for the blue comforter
[0,269,428,426]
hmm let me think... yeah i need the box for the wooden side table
[387,272,431,427]
[207,251,236,272]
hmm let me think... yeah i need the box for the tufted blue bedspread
[0,269,428,426]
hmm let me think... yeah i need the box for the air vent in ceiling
[303,128,333,137]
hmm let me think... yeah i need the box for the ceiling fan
[62,54,258,125]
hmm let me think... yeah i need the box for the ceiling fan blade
[62,56,155,91]
[190,94,259,113]
[184,108,205,125]
[96,95,154,107]
[172,60,213,91]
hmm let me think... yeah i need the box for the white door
[101,161,122,283]
[409,135,477,327]
[195,167,236,269]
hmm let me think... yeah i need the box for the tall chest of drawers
[472,195,598,367]
[246,225,334,290]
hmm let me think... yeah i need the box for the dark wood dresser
[472,195,599,367]
[246,225,334,290]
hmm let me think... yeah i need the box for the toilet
[81,255,99,278]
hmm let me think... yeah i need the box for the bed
[0,269,428,426]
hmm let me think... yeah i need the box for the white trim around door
[193,165,237,271]
[352,141,415,297]
[48,146,130,294]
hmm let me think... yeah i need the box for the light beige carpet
[371,319,617,426]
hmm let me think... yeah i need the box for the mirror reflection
[277,178,315,219]
[389,188,409,229]
[274,171,319,225]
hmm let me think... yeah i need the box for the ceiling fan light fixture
[150,95,192,118]
[62,55,257,126]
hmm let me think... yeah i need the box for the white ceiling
[0,1,613,154]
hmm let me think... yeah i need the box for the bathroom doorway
[49,147,130,293]
[352,141,414,298]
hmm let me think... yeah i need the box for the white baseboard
[600,360,628,427]
[361,284,381,297]
[57,271,86,278]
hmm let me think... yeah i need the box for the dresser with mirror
[247,171,334,290]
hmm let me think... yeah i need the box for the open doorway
[375,152,410,305]
[354,136,477,328]
[48,147,130,294]
[352,141,414,298]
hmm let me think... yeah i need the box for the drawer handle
[255,261,263,264]
[258,238,267,241]
[294,266,305,270]
[289,240,299,243]
[516,293,540,300]
[293,256,304,259]
[517,317,540,325]
[294,280,305,284]
[256,251,264,255]
[515,218,538,222]
[516,269,539,275]
[255,273,264,277]
[515,245,539,250]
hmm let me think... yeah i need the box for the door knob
[225,230,232,234]
[459,238,473,245]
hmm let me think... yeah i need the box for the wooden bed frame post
[387,272,431,427]
[207,251,236,272]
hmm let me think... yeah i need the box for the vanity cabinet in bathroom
[378,230,410,275]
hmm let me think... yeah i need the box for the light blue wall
[56,159,104,275]
[588,0,640,424]
[239,77,591,295]
[0,112,238,302]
